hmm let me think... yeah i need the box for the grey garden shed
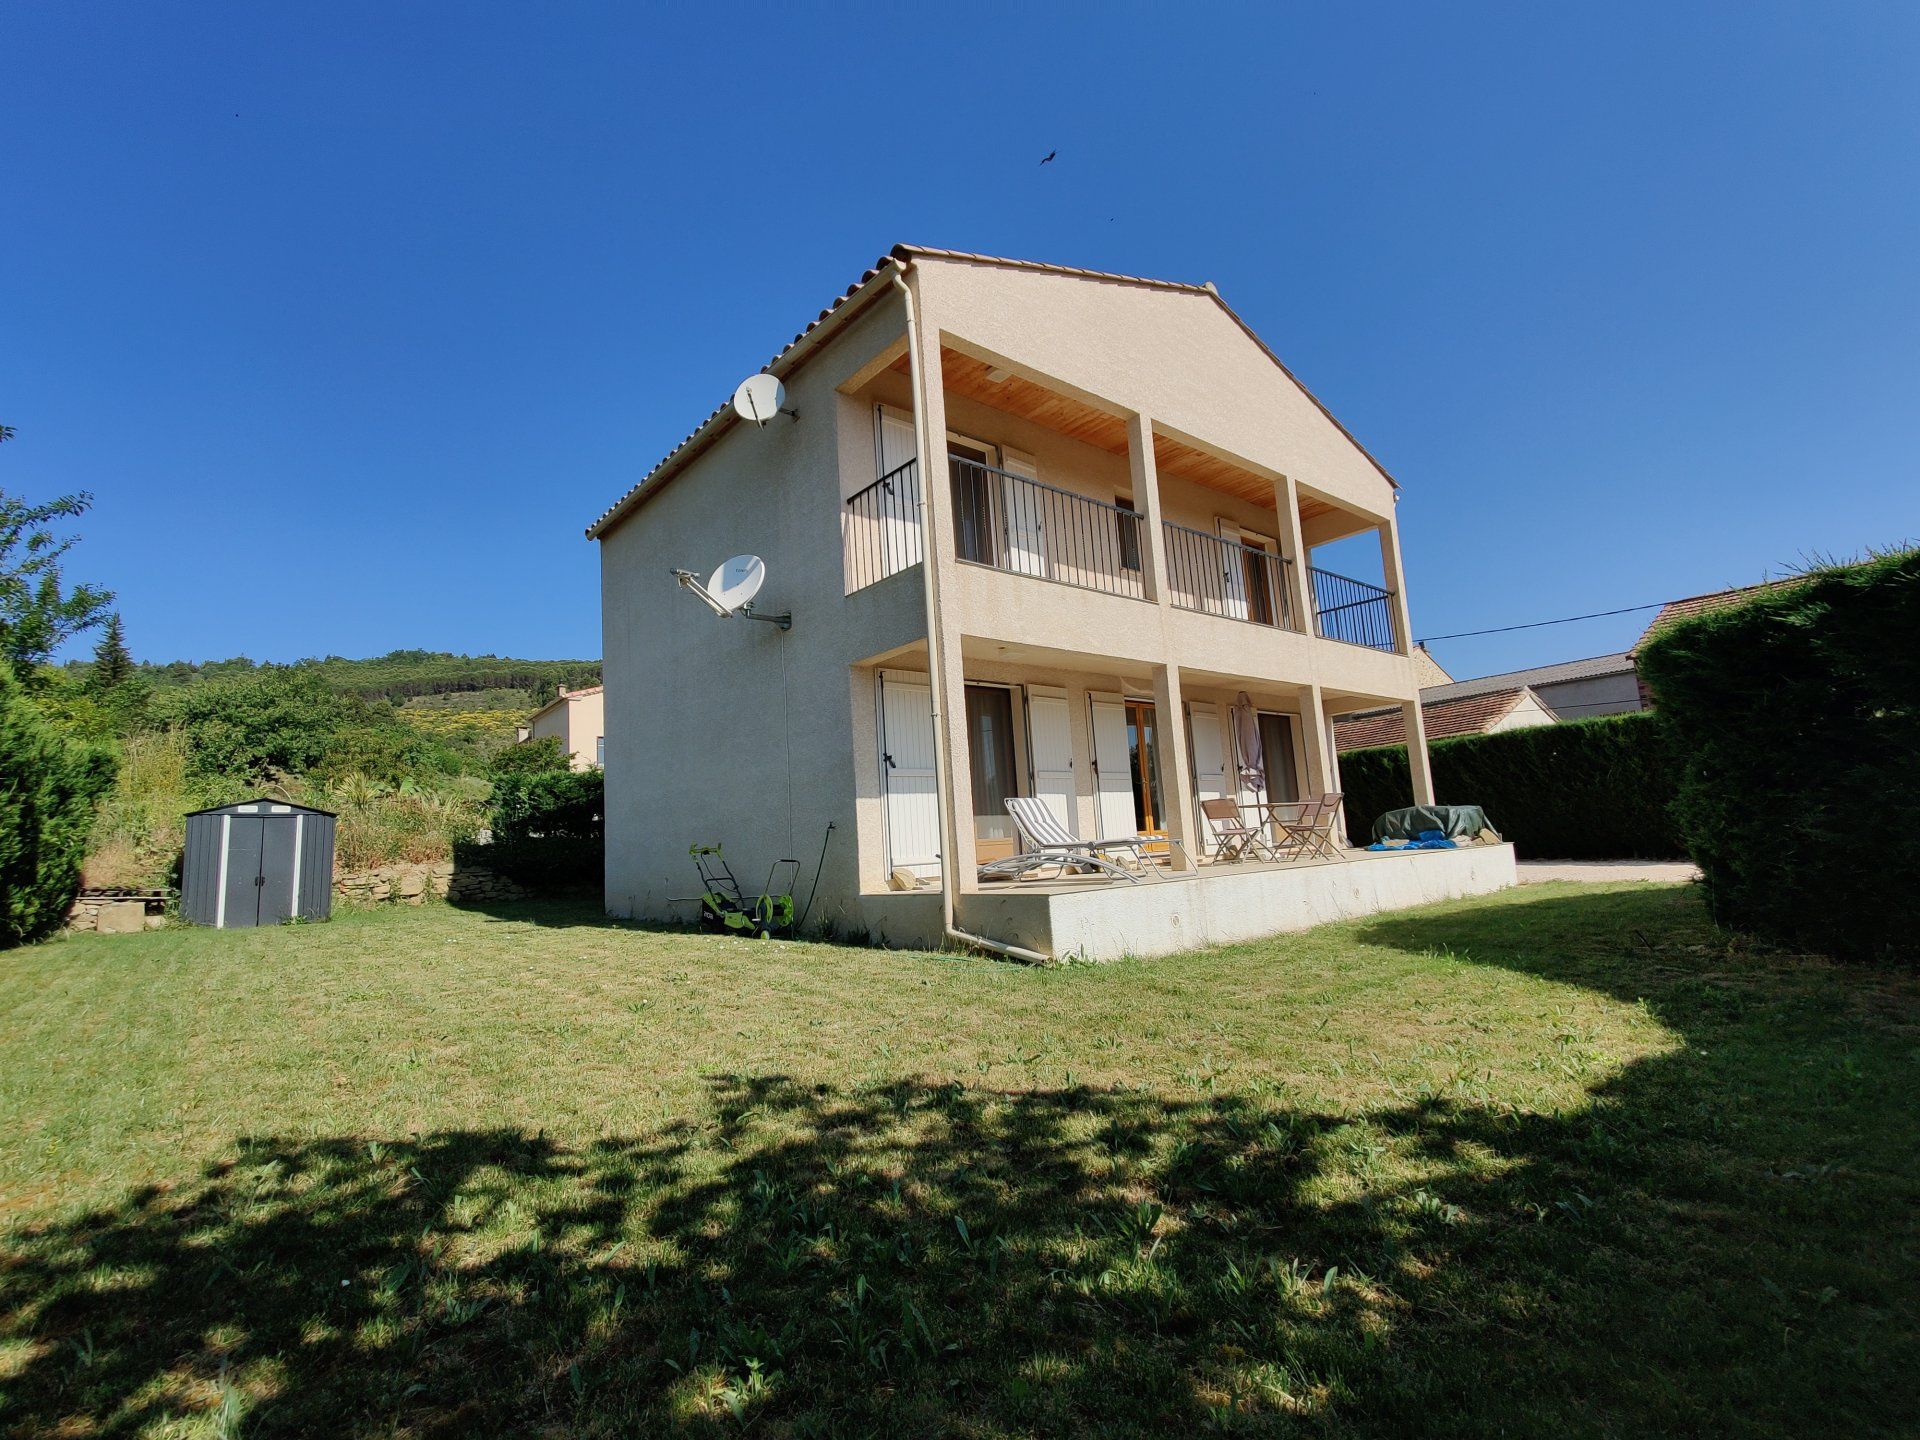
[181,798,336,928]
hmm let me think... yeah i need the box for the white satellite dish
[731,372,797,426]
[708,554,766,612]
[670,553,791,630]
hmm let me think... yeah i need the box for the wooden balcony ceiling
[894,348,1337,522]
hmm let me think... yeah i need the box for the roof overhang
[586,243,1401,542]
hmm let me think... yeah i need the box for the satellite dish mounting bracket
[671,558,791,632]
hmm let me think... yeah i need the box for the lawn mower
[688,844,798,939]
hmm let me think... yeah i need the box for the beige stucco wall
[598,256,1430,936]
[526,690,606,770]
[1488,689,1557,734]
[906,257,1397,524]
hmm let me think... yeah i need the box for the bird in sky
[1040,150,1056,165]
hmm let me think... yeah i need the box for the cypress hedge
[0,667,116,947]
[1339,710,1682,860]
[1636,549,1919,965]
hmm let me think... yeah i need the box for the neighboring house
[1336,650,1642,750]
[518,685,605,770]
[1631,580,1798,705]
[589,245,1514,960]
[1337,685,1559,750]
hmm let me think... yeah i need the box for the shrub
[82,728,204,889]
[296,773,489,871]
[1636,548,1920,964]
[1339,711,1683,859]
[454,836,603,897]
[0,666,116,945]
[489,734,570,777]
[151,668,451,788]
[489,769,603,843]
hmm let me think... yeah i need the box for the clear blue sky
[4,3,1914,679]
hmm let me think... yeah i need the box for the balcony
[844,459,924,593]
[1310,567,1398,651]
[1163,521,1299,631]
[845,457,1402,656]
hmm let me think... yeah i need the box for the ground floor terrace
[848,641,1511,959]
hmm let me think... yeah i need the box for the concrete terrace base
[852,844,1517,961]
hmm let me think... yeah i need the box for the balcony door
[948,435,1001,568]
[1218,521,1282,626]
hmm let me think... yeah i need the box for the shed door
[221,816,266,928]
[879,675,941,878]
[1024,688,1075,836]
[258,817,299,926]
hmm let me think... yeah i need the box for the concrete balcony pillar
[1150,664,1199,872]
[1273,474,1316,635]
[1127,412,1167,605]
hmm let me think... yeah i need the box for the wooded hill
[69,649,602,707]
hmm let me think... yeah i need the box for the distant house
[517,685,605,770]
[1337,651,1641,750]
[1337,684,1560,750]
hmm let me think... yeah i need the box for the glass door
[966,684,1020,862]
[1124,700,1167,851]
[948,437,1000,567]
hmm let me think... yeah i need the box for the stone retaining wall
[67,897,168,934]
[334,862,527,906]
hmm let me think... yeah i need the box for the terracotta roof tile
[1633,580,1803,649]
[1335,688,1539,751]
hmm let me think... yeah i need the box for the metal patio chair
[1272,792,1344,863]
[1199,797,1275,863]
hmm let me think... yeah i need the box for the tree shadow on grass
[4,889,1915,1437]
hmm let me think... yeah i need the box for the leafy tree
[490,734,570,777]
[90,612,133,691]
[0,663,116,946]
[151,668,441,787]
[1,431,115,676]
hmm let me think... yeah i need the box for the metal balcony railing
[1310,566,1399,651]
[844,460,924,594]
[1162,521,1300,630]
[949,457,1146,599]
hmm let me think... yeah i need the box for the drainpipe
[891,264,1049,966]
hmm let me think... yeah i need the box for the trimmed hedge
[0,667,116,946]
[488,769,603,843]
[1340,711,1682,860]
[1636,549,1920,965]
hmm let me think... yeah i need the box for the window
[595,736,605,768]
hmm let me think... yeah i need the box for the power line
[1417,601,1665,645]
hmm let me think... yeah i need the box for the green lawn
[1,884,1914,1438]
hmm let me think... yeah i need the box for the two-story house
[516,685,605,770]
[590,246,1514,959]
